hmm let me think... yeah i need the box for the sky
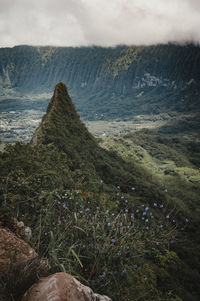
[0,0,200,47]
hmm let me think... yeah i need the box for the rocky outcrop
[22,272,112,301]
[0,227,37,276]
[0,226,48,300]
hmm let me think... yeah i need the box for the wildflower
[146,226,149,230]
[144,277,148,281]
[172,219,176,223]
[52,221,55,225]
[111,239,115,243]
[122,269,126,274]
[118,251,121,255]
[100,273,106,279]
[141,204,145,207]
[125,199,128,203]
[185,218,189,223]
[100,179,103,183]
[142,217,145,220]
[145,207,149,211]
[160,204,164,208]
[63,203,66,209]
[153,203,157,207]
[85,208,90,212]
[121,196,124,199]
[131,187,135,191]
[166,215,170,219]
[136,209,139,213]
[119,222,123,227]
[117,185,120,189]
[145,218,149,223]
[133,264,137,269]
[151,216,154,219]
[107,222,111,227]
[164,189,168,193]
[160,225,163,228]
[127,225,130,229]
[143,211,147,216]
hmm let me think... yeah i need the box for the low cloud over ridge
[0,0,200,47]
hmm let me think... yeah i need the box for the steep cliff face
[1,44,200,93]
[0,44,200,118]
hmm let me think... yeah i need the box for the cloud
[0,0,200,47]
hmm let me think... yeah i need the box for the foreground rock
[0,226,48,299]
[0,227,37,276]
[22,272,112,301]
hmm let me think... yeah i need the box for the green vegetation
[0,83,200,300]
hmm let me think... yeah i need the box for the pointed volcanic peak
[31,82,97,163]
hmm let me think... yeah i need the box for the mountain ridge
[1,81,200,301]
[0,44,200,120]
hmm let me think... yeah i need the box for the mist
[0,0,200,47]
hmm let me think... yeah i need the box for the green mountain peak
[31,83,96,164]
[46,82,75,115]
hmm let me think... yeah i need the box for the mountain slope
[0,83,200,301]
[29,83,166,199]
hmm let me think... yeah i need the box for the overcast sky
[0,0,200,47]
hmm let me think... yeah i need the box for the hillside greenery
[0,84,200,301]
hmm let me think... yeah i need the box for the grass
[0,133,199,300]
